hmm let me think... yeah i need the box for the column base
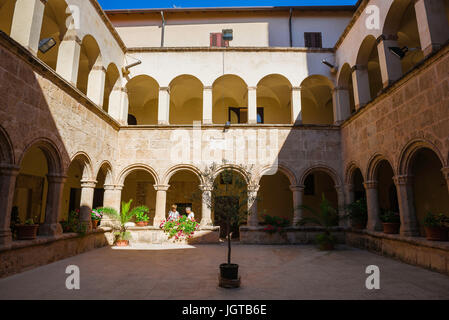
[0,229,12,247]
[153,218,165,228]
[79,220,92,233]
[200,219,213,227]
[400,227,420,237]
[39,223,62,236]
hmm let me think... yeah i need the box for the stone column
[377,34,403,88]
[247,86,257,124]
[158,87,170,125]
[101,184,122,228]
[394,175,419,236]
[335,185,347,227]
[441,167,449,195]
[414,0,449,56]
[351,65,371,110]
[108,86,127,122]
[247,184,259,227]
[291,86,302,125]
[86,63,106,107]
[364,180,382,231]
[39,174,66,236]
[290,185,304,226]
[154,184,170,227]
[332,86,351,124]
[199,185,213,227]
[9,0,46,54]
[0,165,20,247]
[79,179,96,232]
[56,34,82,85]
[203,86,213,125]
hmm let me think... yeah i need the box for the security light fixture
[122,60,142,77]
[222,29,233,42]
[38,37,56,54]
[321,59,337,73]
[224,121,231,132]
[388,46,420,60]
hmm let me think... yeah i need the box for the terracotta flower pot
[382,222,400,234]
[136,221,149,227]
[115,240,129,247]
[16,224,39,240]
[425,227,448,241]
[91,220,99,229]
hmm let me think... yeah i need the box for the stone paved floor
[0,244,448,300]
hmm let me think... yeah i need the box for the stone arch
[95,160,114,186]
[69,151,94,181]
[126,75,160,125]
[356,35,383,99]
[77,34,103,95]
[169,74,204,125]
[366,153,396,181]
[18,138,63,175]
[0,125,14,165]
[299,164,341,187]
[162,164,205,186]
[212,74,248,124]
[345,161,364,185]
[398,139,446,175]
[118,163,160,186]
[103,63,121,112]
[212,164,252,186]
[337,63,356,115]
[256,74,292,124]
[257,164,298,186]
[300,75,335,125]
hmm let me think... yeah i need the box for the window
[304,32,322,48]
[228,107,264,124]
[210,33,229,47]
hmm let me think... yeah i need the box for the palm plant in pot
[344,198,367,230]
[297,194,339,251]
[423,212,449,241]
[200,162,255,288]
[380,210,400,234]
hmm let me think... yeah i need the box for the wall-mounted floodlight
[38,37,56,54]
[223,121,231,132]
[122,60,142,77]
[388,46,420,60]
[222,29,233,41]
[321,59,337,73]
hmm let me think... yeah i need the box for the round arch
[102,63,121,112]
[162,164,204,186]
[212,164,251,186]
[337,63,356,115]
[69,151,94,181]
[212,74,248,124]
[366,153,396,181]
[169,74,204,125]
[76,34,102,95]
[0,125,14,164]
[257,164,298,186]
[126,75,160,125]
[18,138,63,175]
[345,161,365,185]
[256,74,292,124]
[95,160,114,186]
[398,139,446,176]
[300,75,335,125]
[356,35,383,99]
[299,165,341,187]
[118,163,160,186]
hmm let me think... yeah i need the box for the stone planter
[136,221,149,227]
[115,240,129,247]
[382,222,400,234]
[425,227,448,241]
[16,224,39,240]
[219,263,240,288]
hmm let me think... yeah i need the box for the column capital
[199,184,214,192]
[344,183,354,192]
[289,185,305,192]
[62,34,82,45]
[351,64,367,72]
[154,184,170,192]
[376,34,399,43]
[332,86,349,93]
[159,86,170,92]
[0,164,20,176]
[364,180,378,189]
[248,184,260,193]
[80,180,97,188]
[203,86,213,90]
[441,167,449,180]
[247,86,257,91]
[292,86,302,91]
[393,175,414,186]
[46,174,67,184]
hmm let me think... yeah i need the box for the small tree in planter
[423,212,449,241]
[344,198,367,230]
[380,210,400,234]
[199,162,255,288]
[297,194,339,250]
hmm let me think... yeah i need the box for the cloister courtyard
[1,244,448,300]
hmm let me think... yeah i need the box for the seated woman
[168,204,180,221]
[186,207,195,221]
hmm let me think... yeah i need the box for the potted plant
[16,217,39,240]
[160,215,200,241]
[380,210,400,234]
[345,198,367,230]
[297,194,339,250]
[262,214,290,235]
[423,212,449,241]
[199,162,255,288]
[135,209,150,227]
[91,209,103,229]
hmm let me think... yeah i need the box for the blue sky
[98,0,358,10]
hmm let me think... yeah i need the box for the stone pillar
[79,180,96,232]
[203,86,213,125]
[154,184,170,227]
[0,165,20,247]
[247,184,259,226]
[56,35,82,85]
[86,63,106,107]
[377,34,403,88]
[199,185,213,227]
[332,86,351,124]
[9,0,46,54]
[343,184,355,227]
[364,180,382,231]
[248,86,257,124]
[394,175,419,236]
[290,185,304,226]
[335,185,347,227]
[414,0,449,56]
[39,174,66,236]
[101,184,122,228]
[291,86,302,124]
[158,87,170,125]
[108,86,127,122]
[441,167,449,195]
[351,65,371,110]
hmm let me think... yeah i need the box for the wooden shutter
[304,32,322,48]
[210,33,229,47]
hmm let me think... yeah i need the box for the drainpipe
[289,8,293,47]
[160,11,165,47]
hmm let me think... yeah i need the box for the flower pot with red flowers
[380,210,401,234]
[135,210,150,227]
[91,209,103,229]
[423,212,449,241]
[16,218,39,240]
